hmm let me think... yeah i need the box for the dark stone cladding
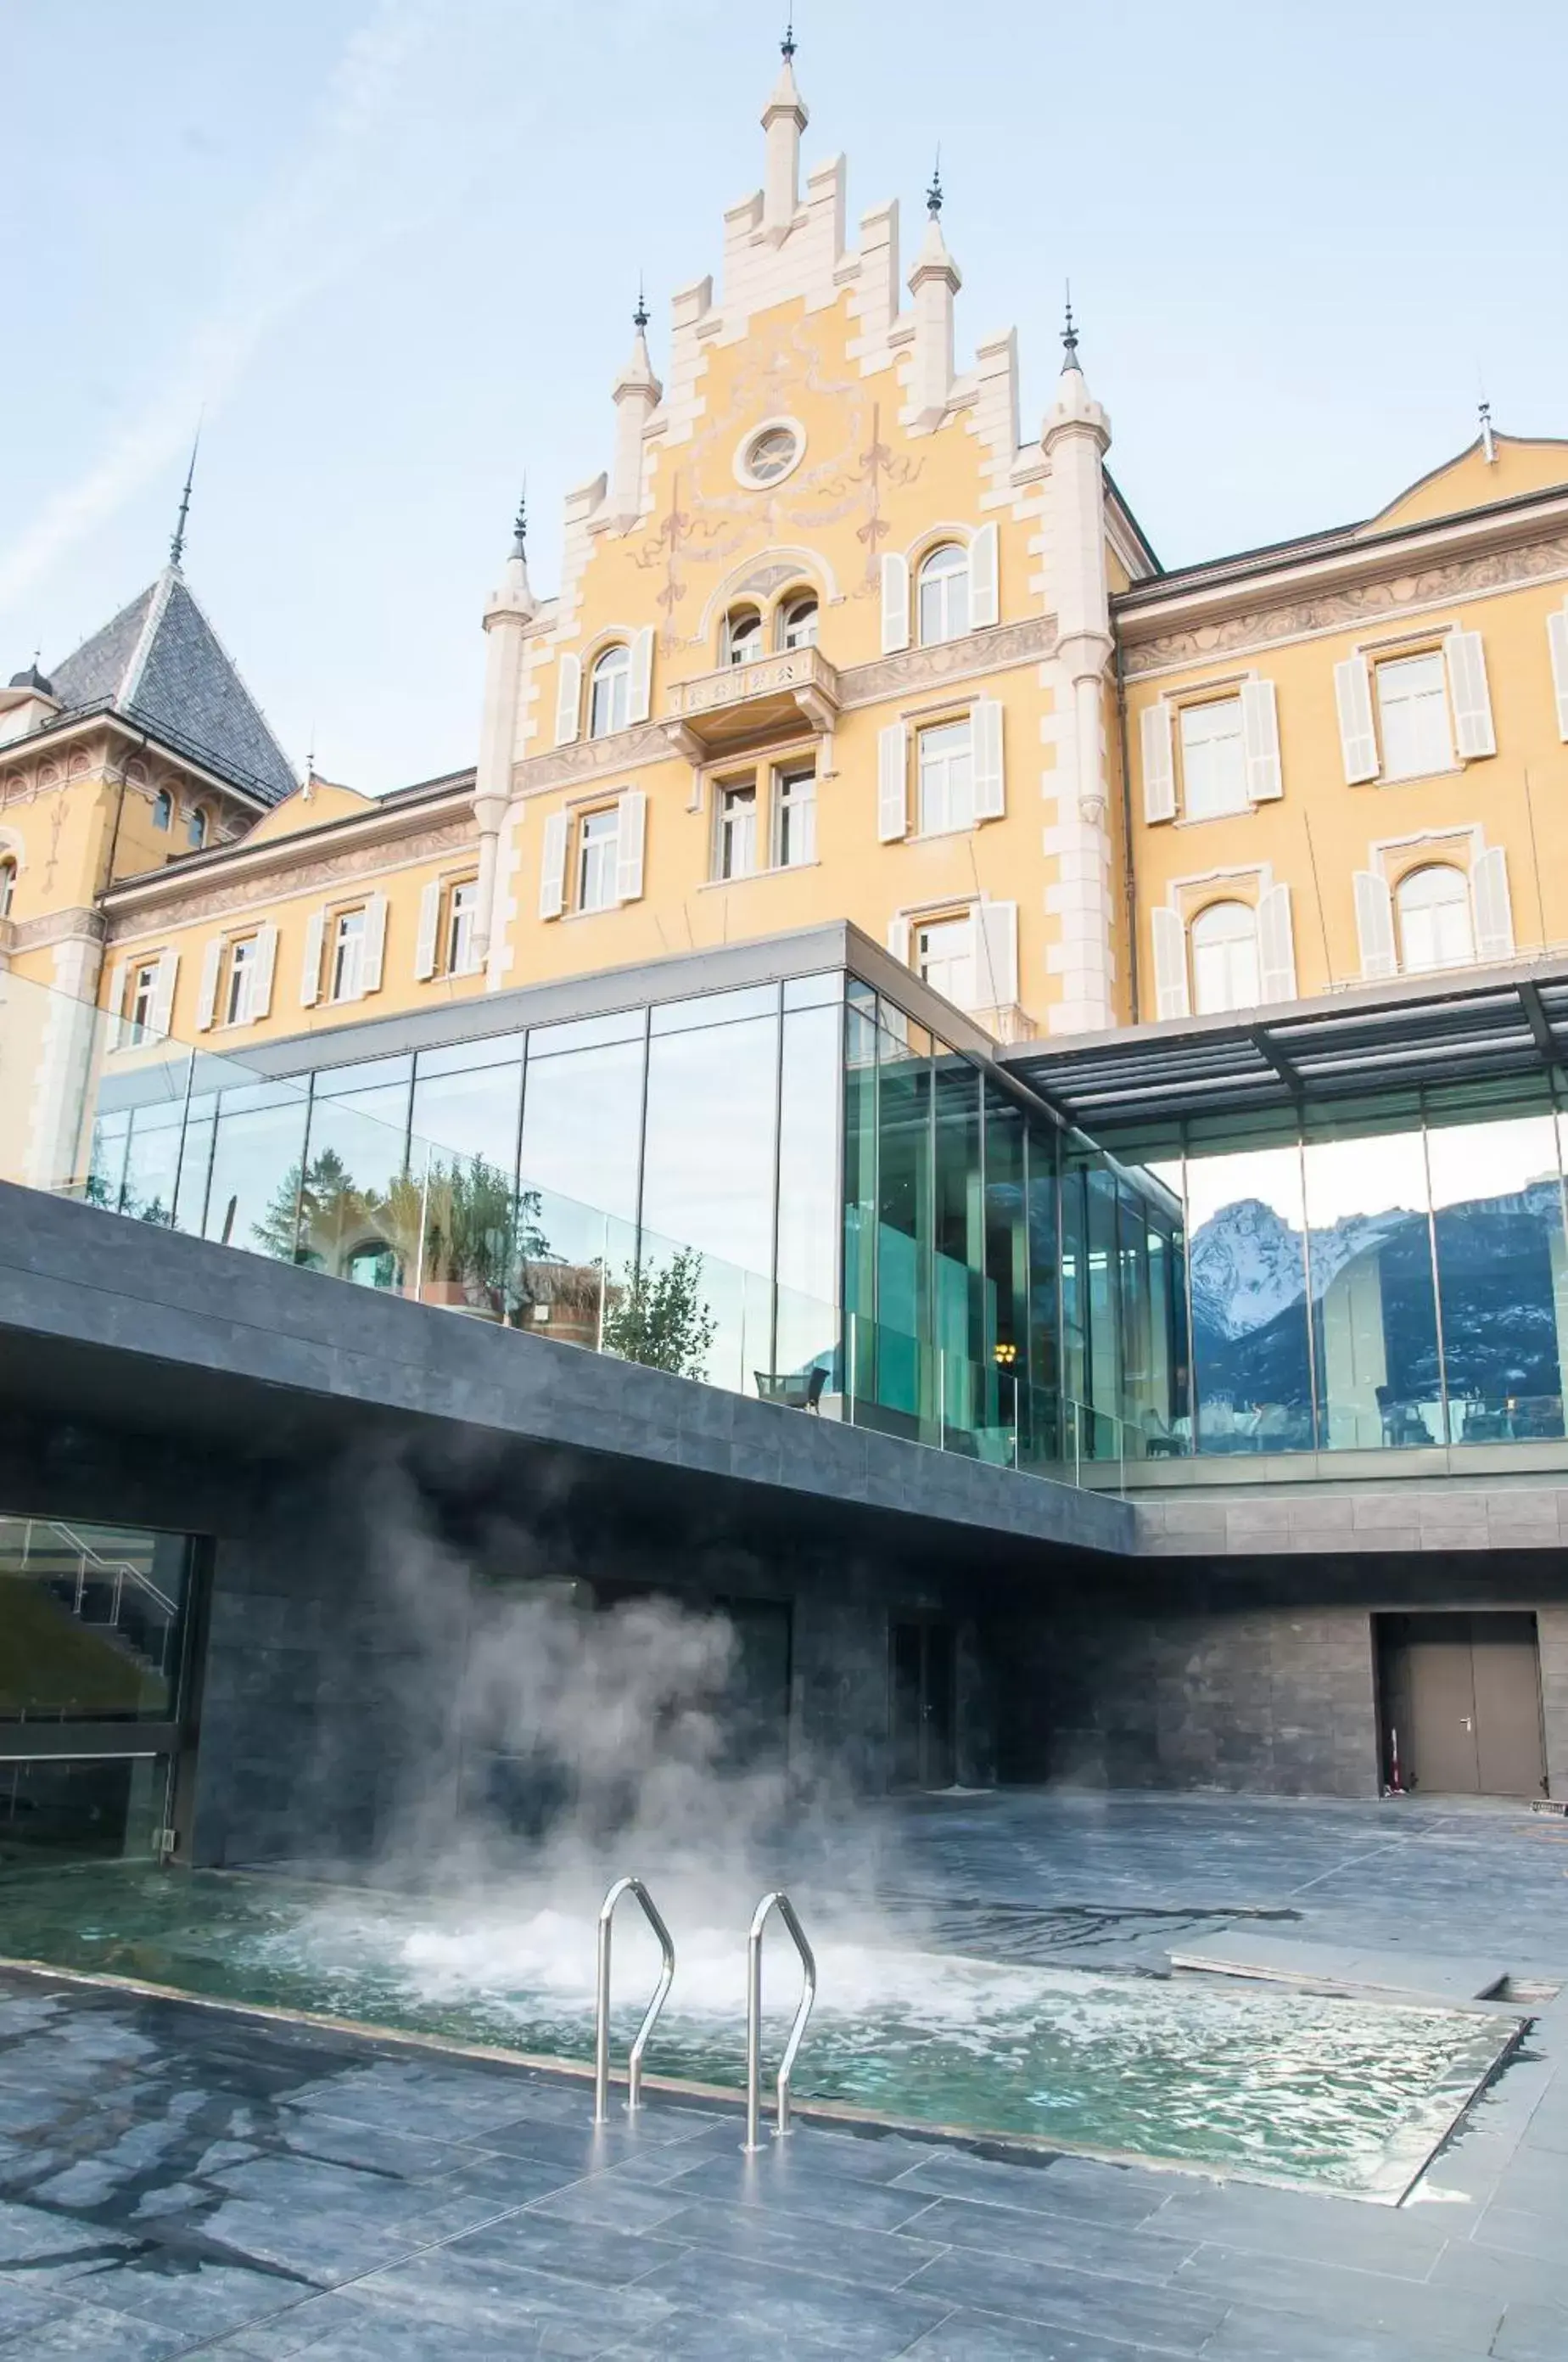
[0,1184,1131,1563]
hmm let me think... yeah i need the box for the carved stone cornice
[1117,502,1568,679]
[9,906,105,952]
[509,615,1061,799]
[837,613,1057,709]
[516,721,676,797]
[104,821,473,940]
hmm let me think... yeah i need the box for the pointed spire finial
[634,275,649,332]
[169,427,200,569]
[1478,395,1497,465]
[511,475,528,560]
[927,147,944,217]
[1061,283,1079,373]
[781,14,796,60]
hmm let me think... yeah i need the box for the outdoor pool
[0,1863,1519,2200]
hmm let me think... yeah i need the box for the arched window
[1190,900,1260,1016]
[152,790,172,831]
[776,594,818,652]
[588,644,631,738]
[1397,864,1473,973]
[918,542,970,646]
[724,606,763,666]
[0,859,15,922]
[187,808,208,850]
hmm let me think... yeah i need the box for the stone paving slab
[0,1793,1564,2354]
[1168,1933,1511,2004]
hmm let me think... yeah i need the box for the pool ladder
[590,1877,816,2152]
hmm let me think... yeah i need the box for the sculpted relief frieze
[840,614,1057,707]
[1122,531,1568,676]
[518,722,672,797]
[107,820,473,935]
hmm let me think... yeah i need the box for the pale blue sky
[3,1,1562,794]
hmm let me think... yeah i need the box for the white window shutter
[975,900,1018,1011]
[105,958,126,1052]
[969,524,1000,630]
[1353,870,1397,979]
[249,923,277,1021]
[1140,701,1175,822]
[1444,629,1496,760]
[1334,656,1380,783]
[616,789,647,901]
[972,699,1005,819]
[877,723,909,840]
[196,940,222,1033]
[1471,845,1514,962]
[1548,608,1568,742]
[413,880,441,981]
[539,811,568,919]
[881,553,910,654]
[1241,679,1284,802]
[1151,907,1190,1020]
[1257,884,1296,1004]
[628,626,655,725]
[361,895,388,995]
[149,951,178,1041]
[886,913,911,965]
[553,651,582,746]
[300,907,325,1007]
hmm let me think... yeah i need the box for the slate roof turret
[42,569,296,806]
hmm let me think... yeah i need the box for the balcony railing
[663,646,839,756]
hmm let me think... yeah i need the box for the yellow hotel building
[10,38,1568,1807]
[3,46,1566,1093]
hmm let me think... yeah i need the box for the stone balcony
[663,645,840,760]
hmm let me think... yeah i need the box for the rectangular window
[1179,697,1247,820]
[775,765,816,867]
[577,807,619,912]
[445,878,478,976]
[330,907,366,1001]
[223,936,256,1026]
[1376,652,1453,781]
[916,912,977,1009]
[127,962,160,1046]
[917,718,974,836]
[716,782,758,880]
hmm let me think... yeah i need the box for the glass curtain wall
[88,978,848,1401]
[841,983,1184,1467]
[1145,1082,1568,1456]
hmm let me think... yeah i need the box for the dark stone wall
[991,1551,1568,1799]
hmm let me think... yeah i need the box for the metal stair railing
[9,1518,179,1674]
[592,1876,675,2125]
[743,1889,816,2154]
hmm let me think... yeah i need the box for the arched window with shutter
[588,644,630,738]
[1190,900,1261,1016]
[1396,864,1473,973]
[917,543,969,646]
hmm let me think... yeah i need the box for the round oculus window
[737,421,804,487]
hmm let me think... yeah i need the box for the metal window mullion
[1420,1114,1452,1456]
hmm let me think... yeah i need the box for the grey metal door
[1472,1616,1548,1798]
[1404,1623,1481,1793]
[1387,1612,1547,1798]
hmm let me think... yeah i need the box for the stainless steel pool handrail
[743,1889,817,2154]
[593,1876,675,2124]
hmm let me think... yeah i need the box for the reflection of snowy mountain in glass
[1189,1181,1565,1439]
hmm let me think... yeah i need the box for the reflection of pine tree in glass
[254,1149,553,1321]
[254,1147,365,1265]
[601,1246,717,1378]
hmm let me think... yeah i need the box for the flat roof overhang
[1000,954,1568,1139]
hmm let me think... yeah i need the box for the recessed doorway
[1377,1612,1548,1798]
[890,1619,957,1790]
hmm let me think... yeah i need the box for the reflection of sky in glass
[1302,1133,1426,1230]
[1429,1115,1560,1210]
[641,1014,777,1274]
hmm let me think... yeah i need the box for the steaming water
[0,1862,1513,2196]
